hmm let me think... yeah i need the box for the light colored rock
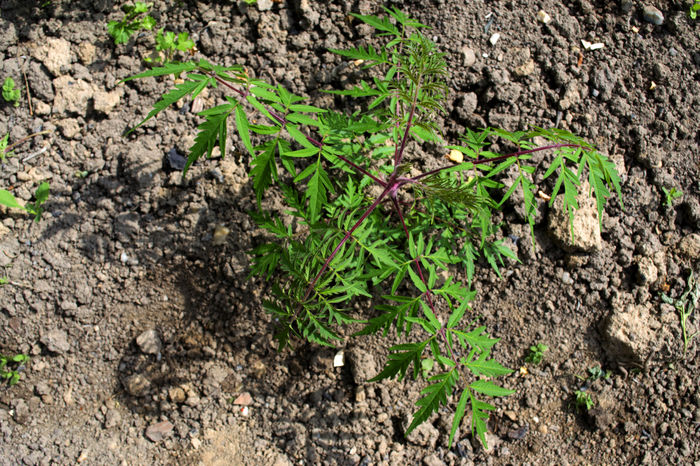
[168,387,186,403]
[256,0,273,11]
[41,329,70,353]
[34,101,51,115]
[405,418,439,448]
[602,295,659,365]
[678,234,700,260]
[52,76,93,115]
[642,5,664,25]
[124,373,151,396]
[145,420,174,442]
[514,59,535,76]
[31,38,71,76]
[104,409,122,428]
[57,118,81,139]
[559,82,581,110]
[77,42,96,65]
[461,46,476,67]
[93,88,123,114]
[233,392,253,406]
[548,181,602,253]
[635,256,658,286]
[348,347,377,384]
[136,329,161,355]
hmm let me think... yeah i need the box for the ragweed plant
[123,8,621,448]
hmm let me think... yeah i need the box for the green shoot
[0,353,29,386]
[2,77,20,107]
[107,2,156,45]
[573,390,594,412]
[0,182,50,222]
[662,270,699,356]
[690,0,700,19]
[525,342,548,364]
[661,187,683,207]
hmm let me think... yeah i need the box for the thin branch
[390,196,436,313]
[411,143,582,182]
[301,186,391,303]
[333,153,387,187]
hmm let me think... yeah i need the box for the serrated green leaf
[406,369,458,435]
[469,379,515,397]
[449,387,470,447]
[235,105,254,156]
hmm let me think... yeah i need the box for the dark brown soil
[0,0,699,464]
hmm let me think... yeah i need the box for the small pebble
[536,10,552,24]
[489,33,500,46]
[560,271,574,285]
[145,420,174,442]
[642,5,664,25]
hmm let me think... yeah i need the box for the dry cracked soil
[0,0,699,465]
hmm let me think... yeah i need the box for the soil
[0,0,699,464]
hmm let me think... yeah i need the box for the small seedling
[662,270,699,356]
[0,133,14,163]
[661,187,682,207]
[149,29,196,63]
[107,2,156,45]
[0,353,29,386]
[573,390,594,412]
[0,182,50,222]
[690,0,700,19]
[587,365,611,380]
[2,77,20,107]
[525,342,548,364]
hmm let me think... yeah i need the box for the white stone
[489,33,500,46]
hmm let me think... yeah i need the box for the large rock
[30,38,71,77]
[602,295,659,365]
[548,181,602,253]
[52,76,93,115]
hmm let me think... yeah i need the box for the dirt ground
[0,0,699,464]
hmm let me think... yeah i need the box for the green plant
[661,187,682,207]
[525,342,548,364]
[107,2,156,45]
[662,270,699,356]
[573,390,594,412]
[123,8,621,448]
[0,353,29,386]
[587,365,611,380]
[0,133,13,163]
[690,0,700,19]
[149,29,195,63]
[0,182,50,222]
[2,77,20,107]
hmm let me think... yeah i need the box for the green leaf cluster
[691,0,700,19]
[0,353,29,386]
[107,2,156,45]
[125,6,622,450]
[0,182,50,222]
[2,77,20,107]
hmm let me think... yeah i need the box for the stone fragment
[547,181,602,253]
[136,329,162,355]
[104,409,122,428]
[405,419,439,448]
[678,234,700,260]
[233,392,253,406]
[145,420,174,442]
[31,38,71,76]
[537,10,552,24]
[559,82,581,110]
[12,399,30,424]
[93,89,123,114]
[256,0,273,11]
[168,387,186,403]
[514,59,535,76]
[124,374,151,397]
[635,256,658,286]
[41,329,70,353]
[52,76,93,116]
[461,46,476,67]
[77,42,96,65]
[642,5,664,25]
[602,296,659,365]
[489,33,501,46]
[347,347,377,385]
[57,118,81,139]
